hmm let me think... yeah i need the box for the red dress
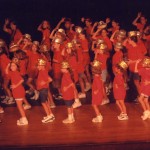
[8,71,25,99]
[126,42,147,72]
[61,72,75,100]
[26,51,41,78]
[138,67,150,96]
[92,75,104,105]
[113,73,126,100]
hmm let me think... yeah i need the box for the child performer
[91,60,104,123]
[5,58,28,126]
[113,61,128,120]
[36,59,55,123]
[61,61,76,124]
[135,57,150,120]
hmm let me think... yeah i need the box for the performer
[135,57,150,120]
[61,61,75,124]
[91,60,104,123]
[3,19,22,44]
[113,61,128,120]
[36,59,55,123]
[5,58,28,126]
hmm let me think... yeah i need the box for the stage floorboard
[0,103,150,150]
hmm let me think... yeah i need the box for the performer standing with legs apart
[135,57,150,120]
[91,60,104,123]
[5,58,28,126]
[36,59,55,123]
[113,61,128,120]
[61,61,76,124]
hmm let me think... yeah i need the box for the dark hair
[130,36,138,43]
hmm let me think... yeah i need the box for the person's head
[112,20,119,28]
[142,57,150,68]
[100,29,108,37]
[31,41,39,53]
[114,42,123,52]
[23,34,32,45]
[10,58,20,71]
[37,59,46,70]
[10,21,17,30]
[85,18,92,27]
[140,16,147,25]
[42,20,50,29]
[97,43,107,54]
[91,60,102,75]
[61,61,70,73]
[64,18,72,29]
[115,60,128,74]
[128,31,138,43]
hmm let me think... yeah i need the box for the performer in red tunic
[3,19,22,44]
[61,61,76,124]
[5,59,28,126]
[113,61,128,121]
[91,60,104,123]
[135,57,150,120]
[37,20,51,50]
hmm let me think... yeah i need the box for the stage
[0,103,150,150]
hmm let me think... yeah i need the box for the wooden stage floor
[0,103,150,150]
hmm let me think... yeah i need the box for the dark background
[0,0,150,41]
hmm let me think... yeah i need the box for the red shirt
[95,53,108,70]
[138,67,150,96]
[36,69,50,90]
[126,42,147,72]
[113,73,126,100]
[112,51,123,66]
[19,59,28,76]
[41,29,51,49]
[8,71,25,99]
[61,72,75,100]
[92,75,104,105]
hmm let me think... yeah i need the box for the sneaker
[62,118,75,124]
[6,98,15,105]
[23,104,31,110]
[101,99,109,105]
[17,118,28,126]
[26,89,34,95]
[43,114,55,120]
[92,116,103,123]
[42,115,55,123]
[118,114,128,120]
[34,91,39,100]
[84,83,91,92]
[0,108,4,114]
[78,93,86,98]
[50,104,56,108]
[72,102,82,108]
[141,111,150,120]
[1,96,10,103]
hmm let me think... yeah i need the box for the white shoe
[17,118,28,126]
[50,104,56,108]
[73,102,82,108]
[0,108,4,114]
[23,104,31,110]
[92,116,103,123]
[101,99,109,105]
[1,96,10,103]
[118,113,128,120]
[84,83,91,92]
[78,93,86,98]
[62,118,75,124]
[141,111,150,120]
[42,115,55,123]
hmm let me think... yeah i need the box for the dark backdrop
[0,0,150,42]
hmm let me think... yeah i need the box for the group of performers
[0,12,150,125]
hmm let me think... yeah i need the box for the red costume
[113,73,126,100]
[92,75,104,105]
[61,72,75,100]
[8,71,25,99]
